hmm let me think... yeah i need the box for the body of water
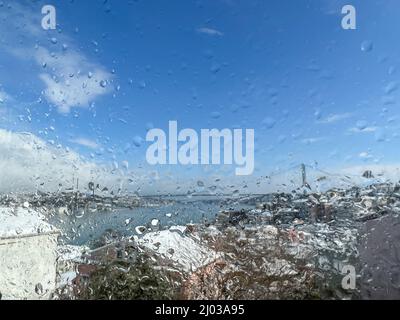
[50,197,252,246]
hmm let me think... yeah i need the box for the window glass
[0,0,399,300]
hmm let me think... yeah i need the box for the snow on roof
[136,226,219,272]
[56,245,89,262]
[0,206,59,239]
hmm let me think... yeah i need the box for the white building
[0,206,59,300]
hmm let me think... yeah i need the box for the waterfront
[2,182,400,299]
[48,196,254,246]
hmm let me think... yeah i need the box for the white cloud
[69,137,99,150]
[348,126,377,133]
[359,152,373,159]
[33,46,112,113]
[197,27,224,36]
[0,129,183,195]
[318,113,352,124]
[0,3,112,113]
[0,129,119,193]
[301,137,325,144]
[39,71,110,114]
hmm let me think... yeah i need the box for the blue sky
[1,0,400,193]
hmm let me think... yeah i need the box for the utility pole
[75,178,79,212]
[301,164,307,187]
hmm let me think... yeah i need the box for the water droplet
[35,283,44,295]
[75,208,85,219]
[211,111,221,119]
[133,136,142,147]
[384,81,398,95]
[122,160,129,170]
[356,120,368,131]
[375,129,386,142]
[100,80,107,88]
[139,81,146,89]
[210,63,221,74]
[262,117,276,129]
[135,226,146,235]
[361,40,373,53]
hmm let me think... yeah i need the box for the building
[0,206,59,300]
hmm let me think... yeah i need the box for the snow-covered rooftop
[136,226,219,272]
[0,206,59,239]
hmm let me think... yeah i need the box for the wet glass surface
[0,0,400,300]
